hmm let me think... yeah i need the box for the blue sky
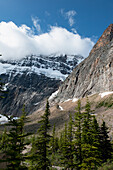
[0,0,112,60]
[0,0,112,37]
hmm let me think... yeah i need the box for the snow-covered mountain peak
[0,53,84,116]
[0,54,84,81]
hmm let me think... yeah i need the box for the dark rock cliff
[0,54,83,116]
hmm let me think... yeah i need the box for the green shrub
[98,161,113,170]
[96,100,113,108]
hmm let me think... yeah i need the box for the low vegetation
[0,80,113,169]
[96,96,113,108]
[0,99,113,169]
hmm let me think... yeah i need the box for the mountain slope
[0,54,83,116]
[51,24,113,103]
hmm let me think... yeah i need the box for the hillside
[24,93,113,139]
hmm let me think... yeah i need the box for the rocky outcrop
[52,24,113,103]
[0,54,83,116]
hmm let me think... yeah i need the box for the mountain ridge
[50,24,113,103]
[0,54,83,116]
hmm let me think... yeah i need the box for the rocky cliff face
[0,54,83,116]
[51,24,113,103]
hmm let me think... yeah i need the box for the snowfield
[99,91,113,98]
[49,90,59,100]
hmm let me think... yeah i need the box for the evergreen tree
[100,121,112,163]
[0,108,30,169]
[60,123,69,169]
[50,124,56,154]
[74,99,83,169]
[0,128,8,152]
[81,98,92,145]
[67,114,74,169]
[91,116,102,165]
[30,100,51,170]
[81,99,101,169]
[60,120,74,169]
[81,116,102,169]
[50,124,59,154]
[0,127,9,168]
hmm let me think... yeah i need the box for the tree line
[0,99,112,170]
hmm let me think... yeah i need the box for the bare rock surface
[51,24,113,103]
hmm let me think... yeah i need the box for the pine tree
[100,121,112,163]
[30,100,51,170]
[0,108,30,169]
[50,124,56,154]
[81,100,102,169]
[74,99,83,169]
[50,124,59,154]
[29,135,36,169]
[91,116,102,165]
[0,128,8,152]
[67,114,74,169]
[0,127,9,168]
[81,98,92,145]
[60,122,74,169]
[60,123,68,168]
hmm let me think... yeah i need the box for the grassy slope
[25,93,113,138]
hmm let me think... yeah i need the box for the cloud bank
[0,21,94,60]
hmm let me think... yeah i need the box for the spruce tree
[0,128,8,152]
[81,100,101,169]
[60,123,69,168]
[0,108,30,169]
[91,116,102,165]
[81,98,92,145]
[50,124,56,154]
[100,121,112,163]
[50,124,59,154]
[74,99,83,169]
[67,114,74,169]
[31,100,51,170]
[60,120,74,169]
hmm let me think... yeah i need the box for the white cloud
[0,21,94,60]
[66,10,76,26]
[61,9,76,27]
[32,16,41,33]
[71,28,77,34]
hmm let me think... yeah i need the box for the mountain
[51,24,113,103]
[0,54,84,116]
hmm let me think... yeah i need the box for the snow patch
[72,98,78,102]
[64,99,72,103]
[66,55,74,62]
[33,102,39,106]
[99,91,113,98]
[0,62,67,81]
[49,90,59,100]
[31,66,68,81]
[0,114,8,124]
[0,114,18,124]
[2,83,9,91]
[59,105,64,111]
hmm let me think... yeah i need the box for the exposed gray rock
[52,24,113,103]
